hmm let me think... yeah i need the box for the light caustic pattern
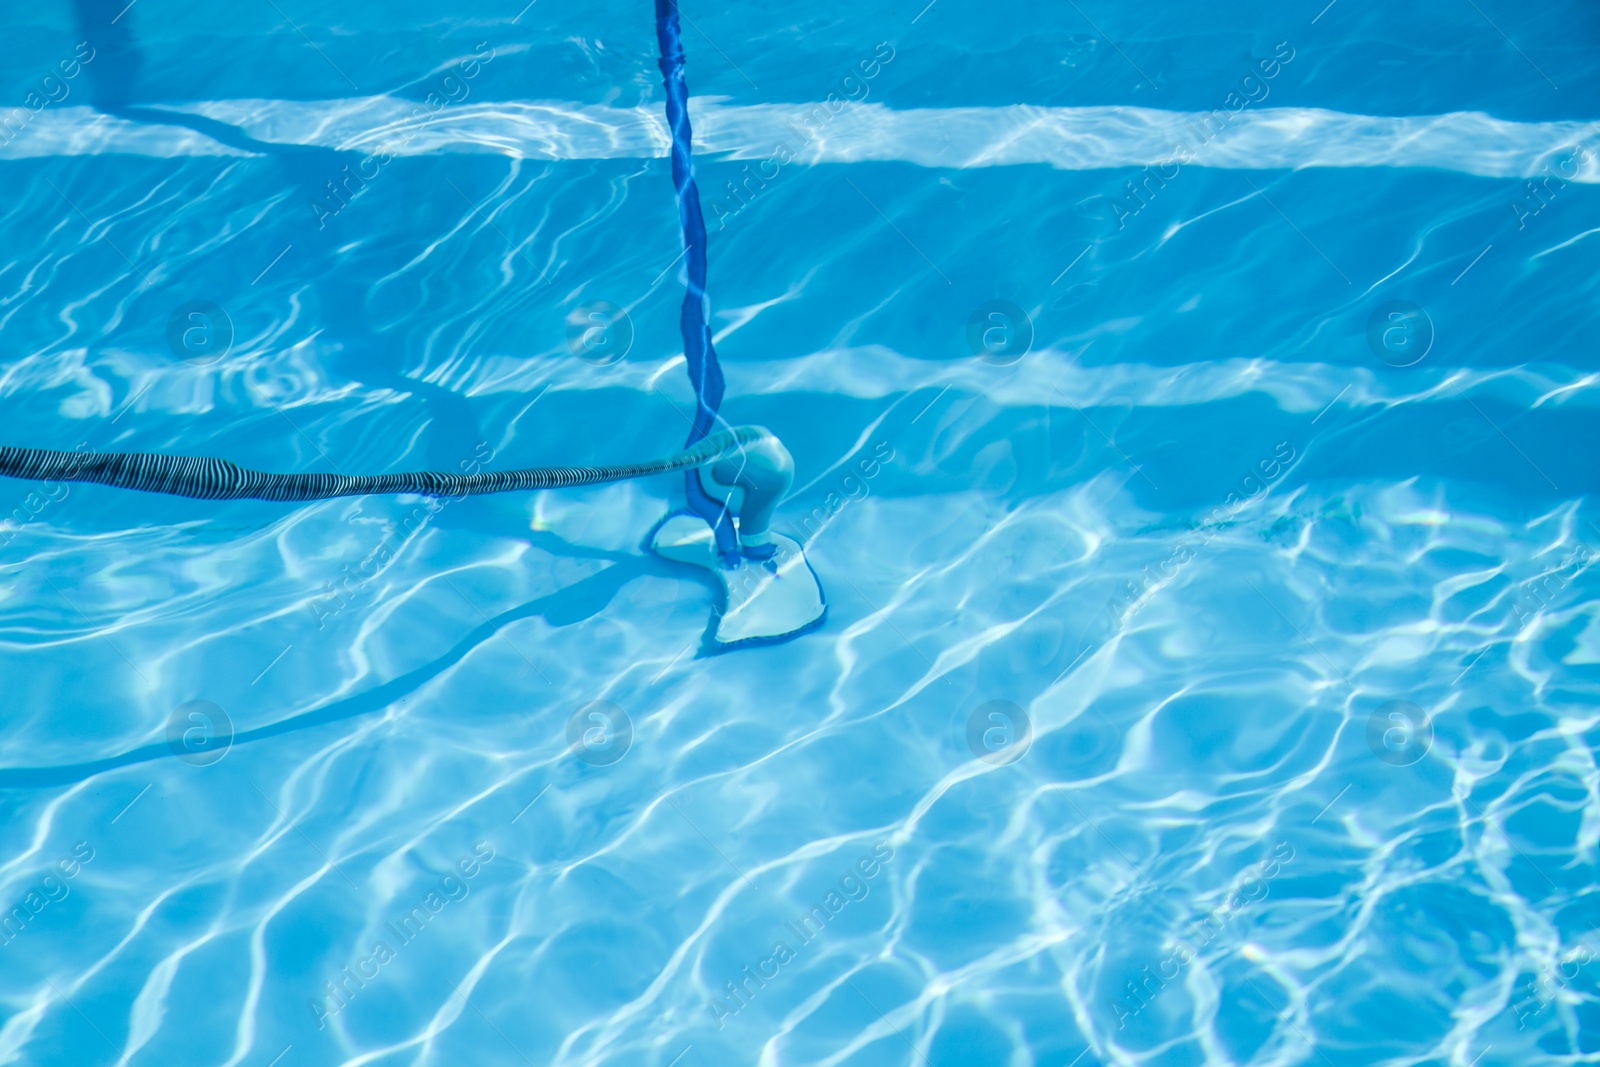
[0,1,1597,1066]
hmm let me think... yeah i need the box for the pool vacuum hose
[0,425,793,551]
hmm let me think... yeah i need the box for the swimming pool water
[1,1,1599,1064]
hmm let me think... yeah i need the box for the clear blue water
[2,1,1599,1064]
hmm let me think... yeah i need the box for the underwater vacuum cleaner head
[696,427,794,560]
[649,427,827,650]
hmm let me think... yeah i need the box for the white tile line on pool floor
[4,100,1600,183]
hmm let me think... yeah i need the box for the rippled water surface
[2,1,1599,1065]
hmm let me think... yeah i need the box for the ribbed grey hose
[0,426,768,502]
